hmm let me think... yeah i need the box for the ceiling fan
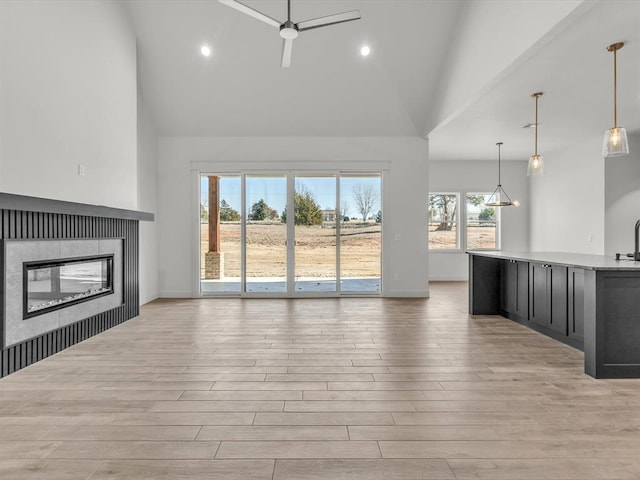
[219,0,361,68]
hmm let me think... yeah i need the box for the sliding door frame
[193,167,385,298]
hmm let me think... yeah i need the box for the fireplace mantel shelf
[0,192,154,221]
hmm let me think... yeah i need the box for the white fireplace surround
[3,239,123,347]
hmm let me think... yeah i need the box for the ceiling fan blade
[296,10,361,32]
[281,38,294,68]
[218,0,281,28]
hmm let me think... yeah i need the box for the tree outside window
[249,199,279,221]
[281,184,323,226]
[428,193,459,250]
[466,193,498,250]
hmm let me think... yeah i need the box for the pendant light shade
[527,92,544,176]
[485,142,514,207]
[528,154,543,175]
[603,42,629,157]
[603,127,629,157]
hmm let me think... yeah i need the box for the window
[466,192,498,250]
[428,193,459,250]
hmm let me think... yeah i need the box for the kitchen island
[468,251,640,379]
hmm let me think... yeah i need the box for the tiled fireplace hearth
[0,193,153,378]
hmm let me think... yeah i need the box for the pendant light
[485,142,514,207]
[602,42,629,157]
[527,92,544,176]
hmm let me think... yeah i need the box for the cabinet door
[548,266,568,335]
[501,260,518,314]
[515,261,529,321]
[568,268,585,342]
[529,263,549,328]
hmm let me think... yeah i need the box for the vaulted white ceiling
[124,0,640,161]
[125,0,461,137]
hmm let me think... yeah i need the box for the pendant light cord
[607,42,624,129]
[613,47,618,128]
[496,142,502,186]
[531,92,543,157]
[534,95,539,156]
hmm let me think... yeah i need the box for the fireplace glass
[24,255,114,318]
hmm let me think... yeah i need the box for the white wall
[157,137,429,298]
[605,133,640,256]
[0,0,138,210]
[428,160,529,280]
[137,97,159,304]
[529,134,605,254]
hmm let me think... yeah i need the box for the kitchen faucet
[615,220,640,261]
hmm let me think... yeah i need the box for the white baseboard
[384,290,430,298]
[159,291,193,298]
[139,289,161,305]
[158,290,435,299]
[139,295,160,306]
[428,276,468,282]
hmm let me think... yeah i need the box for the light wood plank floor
[2,282,640,479]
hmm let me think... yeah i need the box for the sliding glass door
[245,175,287,293]
[294,175,337,293]
[200,175,242,294]
[340,174,382,293]
[199,172,382,296]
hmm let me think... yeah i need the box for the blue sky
[201,175,382,219]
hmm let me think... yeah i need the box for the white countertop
[467,251,640,271]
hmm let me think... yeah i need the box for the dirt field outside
[201,222,381,279]
[429,223,497,250]
[201,222,496,279]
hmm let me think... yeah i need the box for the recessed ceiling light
[360,45,370,57]
[200,45,212,57]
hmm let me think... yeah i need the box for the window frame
[428,192,461,252]
[464,191,501,251]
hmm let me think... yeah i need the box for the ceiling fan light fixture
[279,22,299,40]
[603,42,629,157]
[527,92,544,176]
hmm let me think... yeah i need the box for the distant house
[321,209,336,222]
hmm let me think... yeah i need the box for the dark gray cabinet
[568,267,585,343]
[500,259,529,322]
[469,252,640,378]
[529,263,568,335]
